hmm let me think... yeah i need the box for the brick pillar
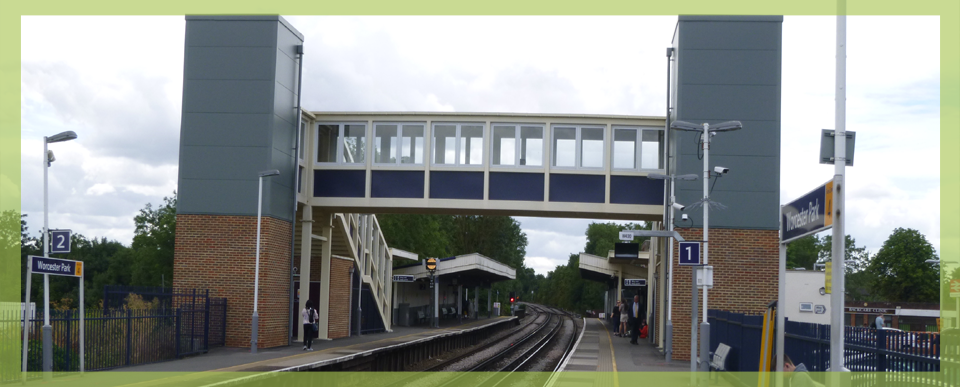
[174,214,292,348]
[670,227,779,361]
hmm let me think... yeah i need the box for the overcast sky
[19,16,940,276]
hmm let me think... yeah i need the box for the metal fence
[1,292,227,382]
[103,285,212,311]
[709,309,946,380]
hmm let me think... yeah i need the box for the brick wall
[174,214,292,348]
[669,227,779,361]
[328,257,354,339]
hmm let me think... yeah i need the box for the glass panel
[580,127,604,168]
[460,125,484,165]
[342,124,366,164]
[299,123,306,160]
[641,130,664,169]
[553,127,576,167]
[520,126,543,166]
[374,124,398,164]
[317,124,339,163]
[433,125,457,165]
[492,125,516,166]
[613,128,637,169]
[400,125,424,164]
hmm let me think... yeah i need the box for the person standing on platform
[302,300,319,351]
[875,313,885,329]
[629,295,641,345]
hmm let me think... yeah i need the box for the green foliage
[584,222,649,256]
[786,235,821,270]
[866,228,939,302]
[129,194,177,287]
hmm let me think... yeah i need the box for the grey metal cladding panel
[184,46,276,80]
[186,20,278,47]
[678,20,782,50]
[271,114,297,157]
[182,80,274,114]
[673,155,779,193]
[177,178,259,216]
[179,145,269,181]
[273,85,297,126]
[275,23,303,60]
[265,179,295,222]
[274,50,299,95]
[679,49,780,86]
[269,147,297,190]
[674,189,779,229]
[180,113,271,147]
[674,121,780,157]
[677,84,780,122]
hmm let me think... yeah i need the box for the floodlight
[258,169,280,177]
[669,120,701,132]
[710,121,743,132]
[45,131,78,143]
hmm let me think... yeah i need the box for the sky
[19,16,940,276]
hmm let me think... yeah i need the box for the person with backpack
[302,300,319,351]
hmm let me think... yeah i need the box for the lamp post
[252,169,279,354]
[669,120,741,372]
[647,172,697,363]
[35,131,78,377]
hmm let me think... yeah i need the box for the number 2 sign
[50,230,72,254]
[678,241,701,266]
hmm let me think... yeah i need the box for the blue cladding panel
[371,171,425,198]
[430,171,484,200]
[489,172,544,201]
[549,174,605,203]
[610,176,664,205]
[314,170,366,197]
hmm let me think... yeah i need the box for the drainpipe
[288,44,305,346]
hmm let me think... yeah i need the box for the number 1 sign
[50,229,72,254]
[678,241,701,266]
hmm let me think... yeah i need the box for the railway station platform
[562,318,689,372]
[119,316,515,373]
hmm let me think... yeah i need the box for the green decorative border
[2,1,956,385]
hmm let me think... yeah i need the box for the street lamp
[646,172,697,363]
[38,131,77,376]
[252,169,279,353]
[669,120,741,372]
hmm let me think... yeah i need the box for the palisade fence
[0,289,226,383]
[709,309,955,387]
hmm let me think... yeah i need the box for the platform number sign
[678,242,701,266]
[49,230,72,254]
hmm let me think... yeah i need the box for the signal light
[510,297,515,303]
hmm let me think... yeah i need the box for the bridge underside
[311,199,664,221]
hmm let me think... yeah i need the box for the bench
[709,343,731,384]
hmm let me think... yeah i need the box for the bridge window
[613,127,664,170]
[316,123,366,164]
[374,123,425,165]
[552,125,605,169]
[492,124,544,167]
[433,123,485,166]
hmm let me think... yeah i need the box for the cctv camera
[714,166,729,174]
[681,214,689,221]
[672,202,685,211]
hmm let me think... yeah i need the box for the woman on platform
[619,299,629,337]
[302,300,319,351]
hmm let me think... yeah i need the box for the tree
[584,222,649,256]
[819,234,871,274]
[129,193,177,287]
[786,235,821,270]
[866,228,939,302]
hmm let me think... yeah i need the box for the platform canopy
[393,253,516,288]
[578,251,649,288]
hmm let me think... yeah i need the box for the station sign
[393,275,415,282]
[29,256,83,277]
[678,242,701,266]
[49,229,72,254]
[782,180,834,243]
[624,279,646,287]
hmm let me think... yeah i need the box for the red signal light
[510,297,515,303]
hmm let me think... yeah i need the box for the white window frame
[551,124,606,170]
[611,126,666,172]
[314,122,367,165]
[431,122,486,167]
[373,122,427,166]
[489,123,546,169]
